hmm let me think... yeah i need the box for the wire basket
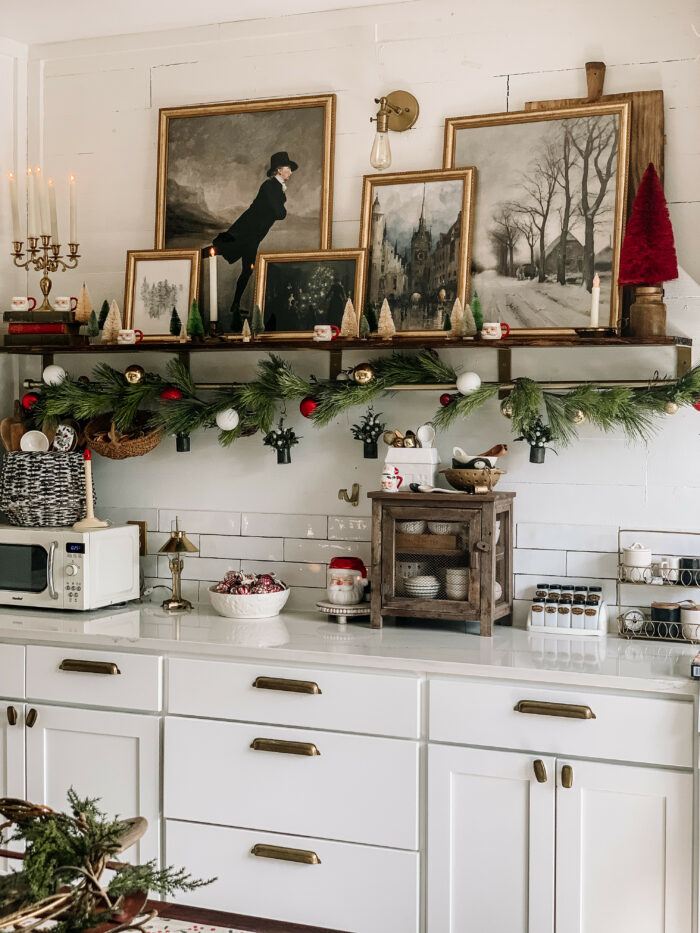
[0,451,92,526]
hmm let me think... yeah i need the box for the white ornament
[456,371,482,395]
[42,364,67,386]
[215,408,240,431]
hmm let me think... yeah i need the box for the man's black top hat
[267,151,299,177]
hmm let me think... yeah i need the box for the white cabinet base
[166,819,419,933]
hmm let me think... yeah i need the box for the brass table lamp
[158,517,198,612]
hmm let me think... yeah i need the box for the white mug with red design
[381,465,403,492]
[481,321,510,339]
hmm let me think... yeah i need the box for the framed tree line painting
[155,94,336,334]
[444,101,630,333]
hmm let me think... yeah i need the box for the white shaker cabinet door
[0,703,25,871]
[25,705,160,865]
[555,759,693,933]
[428,744,555,933]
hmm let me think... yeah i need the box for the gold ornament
[403,435,417,448]
[124,364,145,385]
[352,362,375,385]
[382,430,397,446]
[501,401,513,419]
[664,400,679,414]
[571,409,586,424]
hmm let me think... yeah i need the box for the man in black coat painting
[206,151,298,315]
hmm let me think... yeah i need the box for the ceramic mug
[11,296,36,312]
[313,324,340,342]
[657,554,680,582]
[54,296,78,312]
[380,466,403,492]
[117,329,144,345]
[481,321,510,340]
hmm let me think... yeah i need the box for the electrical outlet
[127,520,148,556]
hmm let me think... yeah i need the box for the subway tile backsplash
[145,510,641,626]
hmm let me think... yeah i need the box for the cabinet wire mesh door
[369,491,514,635]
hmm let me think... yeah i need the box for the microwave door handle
[47,541,58,600]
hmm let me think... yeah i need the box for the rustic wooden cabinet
[368,490,514,635]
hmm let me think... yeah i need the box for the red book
[8,323,68,334]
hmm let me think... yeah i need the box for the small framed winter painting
[123,248,201,341]
[443,101,630,333]
[358,168,475,336]
[253,248,366,338]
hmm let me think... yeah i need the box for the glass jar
[557,599,571,628]
[587,585,602,603]
[547,583,562,599]
[535,582,549,599]
[544,597,559,627]
[584,598,600,631]
[529,599,545,626]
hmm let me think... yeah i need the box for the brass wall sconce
[158,517,199,612]
[370,90,419,171]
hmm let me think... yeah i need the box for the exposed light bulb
[370,130,392,171]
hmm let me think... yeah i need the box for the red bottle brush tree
[619,163,678,285]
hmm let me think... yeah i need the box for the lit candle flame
[26,167,32,176]
[210,247,215,257]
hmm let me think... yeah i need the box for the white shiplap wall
[2,0,699,621]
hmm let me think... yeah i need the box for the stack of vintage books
[3,308,84,346]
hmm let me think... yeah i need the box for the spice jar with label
[557,599,571,628]
[571,597,586,630]
[584,598,600,631]
[544,597,559,627]
[529,599,545,626]
[547,583,562,599]
[535,582,549,599]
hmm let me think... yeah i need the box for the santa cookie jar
[327,557,368,606]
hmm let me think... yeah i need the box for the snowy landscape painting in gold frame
[358,167,475,336]
[443,101,630,334]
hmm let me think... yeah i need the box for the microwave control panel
[64,542,85,607]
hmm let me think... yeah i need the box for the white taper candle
[209,247,218,323]
[590,273,600,327]
[48,178,59,243]
[8,172,20,241]
[69,174,77,243]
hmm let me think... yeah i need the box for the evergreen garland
[30,352,700,452]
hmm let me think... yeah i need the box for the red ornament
[160,387,183,401]
[439,393,453,407]
[299,396,318,418]
[619,163,678,285]
[693,398,700,412]
[21,392,39,410]
[77,375,90,385]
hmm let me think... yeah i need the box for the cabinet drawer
[166,819,419,933]
[26,646,162,712]
[167,657,420,738]
[164,716,418,850]
[0,644,24,698]
[429,678,693,768]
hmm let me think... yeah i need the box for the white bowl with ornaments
[209,570,290,619]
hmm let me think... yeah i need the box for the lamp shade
[158,517,198,555]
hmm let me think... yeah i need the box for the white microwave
[0,524,140,610]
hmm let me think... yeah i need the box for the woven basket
[0,451,92,526]
[85,412,162,460]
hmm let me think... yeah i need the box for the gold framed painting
[155,94,336,334]
[443,102,631,333]
[253,249,366,338]
[123,248,201,342]
[358,168,476,335]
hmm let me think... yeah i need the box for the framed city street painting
[155,94,335,333]
[254,249,366,337]
[123,248,200,341]
[358,168,475,335]
[444,102,630,333]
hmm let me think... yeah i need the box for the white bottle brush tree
[340,299,358,337]
[377,298,396,340]
[75,282,93,324]
[101,300,122,343]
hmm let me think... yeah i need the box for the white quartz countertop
[0,603,697,696]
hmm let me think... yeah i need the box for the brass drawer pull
[250,738,321,757]
[514,700,596,720]
[6,706,17,726]
[252,676,322,695]
[26,708,37,728]
[561,764,574,789]
[59,659,121,676]
[251,843,321,865]
[533,759,547,783]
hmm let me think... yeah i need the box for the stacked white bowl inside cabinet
[404,575,440,598]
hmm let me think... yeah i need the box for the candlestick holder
[11,236,80,311]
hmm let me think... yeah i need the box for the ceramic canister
[681,602,700,640]
[327,557,367,606]
[622,542,652,568]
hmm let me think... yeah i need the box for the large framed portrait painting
[444,102,630,332]
[359,168,475,334]
[156,94,335,333]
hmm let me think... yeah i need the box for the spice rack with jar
[368,489,514,635]
[526,582,608,637]
[616,528,700,643]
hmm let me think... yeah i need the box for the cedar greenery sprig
[0,790,212,933]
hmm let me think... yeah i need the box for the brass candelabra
[11,236,80,311]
